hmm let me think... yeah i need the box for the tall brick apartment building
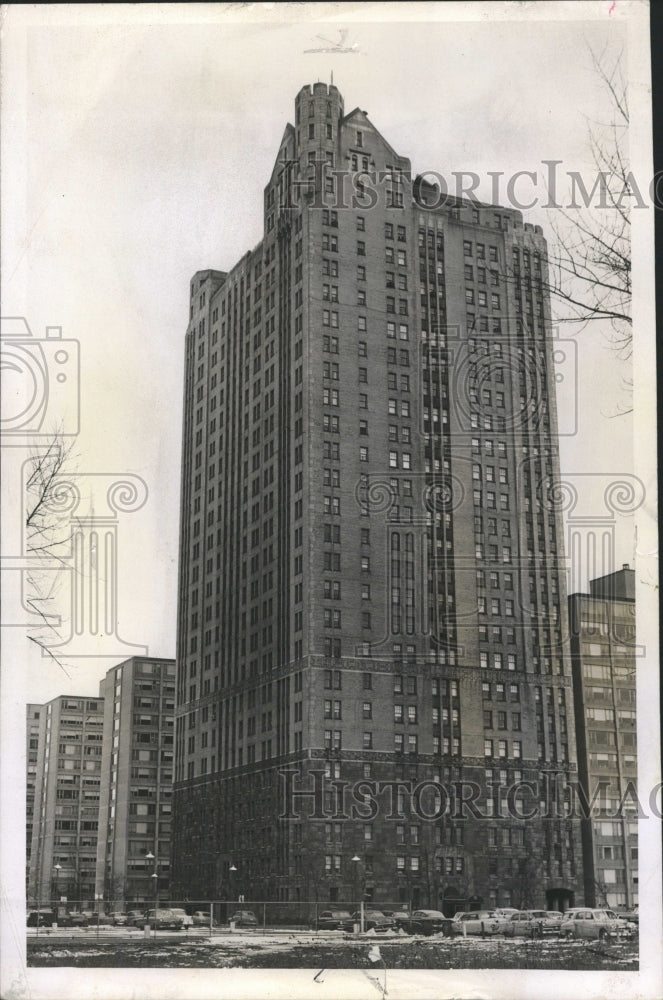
[172,83,584,912]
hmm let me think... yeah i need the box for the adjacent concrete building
[26,704,46,899]
[94,657,176,909]
[172,83,584,911]
[569,565,638,909]
[28,695,105,907]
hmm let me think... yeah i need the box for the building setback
[26,704,46,897]
[94,657,176,908]
[28,695,105,907]
[172,83,584,912]
[569,565,638,909]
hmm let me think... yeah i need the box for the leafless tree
[547,44,632,369]
[510,851,543,910]
[590,876,610,908]
[25,429,78,673]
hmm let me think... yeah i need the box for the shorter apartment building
[569,565,638,909]
[94,657,175,909]
[28,695,105,907]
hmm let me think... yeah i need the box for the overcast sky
[1,3,649,705]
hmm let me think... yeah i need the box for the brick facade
[172,83,584,912]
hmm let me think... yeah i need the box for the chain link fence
[26,899,425,938]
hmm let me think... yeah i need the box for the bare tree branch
[25,427,79,674]
[545,43,633,397]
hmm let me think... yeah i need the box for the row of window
[473,489,511,511]
[464,240,499,262]
[480,651,518,669]
[322,233,408,267]
[465,289,501,310]
[484,739,522,758]
[483,710,521,731]
[482,681,520,701]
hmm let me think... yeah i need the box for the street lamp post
[53,864,62,918]
[145,852,158,937]
[228,865,238,927]
[151,874,158,934]
[351,856,364,933]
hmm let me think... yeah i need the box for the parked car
[622,906,639,925]
[192,910,217,926]
[400,909,453,936]
[145,908,184,930]
[560,908,622,940]
[124,909,148,927]
[382,910,411,930]
[492,910,522,934]
[109,911,128,926]
[342,910,395,933]
[58,911,89,927]
[27,909,56,927]
[229,910,258,928]
[502,911,546,938]
[540,910,565,934]
[80,910,111,925]
[315,909,352,931]
[170,908,194,928]
[602,909,636,935]
[451,910,501,936]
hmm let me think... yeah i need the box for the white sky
[1,8,660,1000]
[1,3,647,707]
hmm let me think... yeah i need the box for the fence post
[263,902,266,932]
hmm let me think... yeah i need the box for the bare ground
[27,931,638,970]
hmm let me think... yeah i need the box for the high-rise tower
[172,84,583,912]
